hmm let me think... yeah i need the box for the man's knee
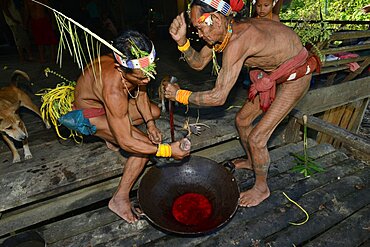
[235,112,252,128]
[235,112,246,127]
[248,131,268,150]
[151,104,161,119]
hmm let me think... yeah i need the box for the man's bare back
[227,19,303,71]
[74,55,122,110]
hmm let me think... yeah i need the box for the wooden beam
[280,20,370,26]
[343,57,370,82]
[321,44,370,55]
[314,65,348,75]
[322,56,368,67]
[0,177,120,237]
[289,109,370,155]
[328,30,370,41]
[295,77,370,114]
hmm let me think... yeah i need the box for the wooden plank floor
[30,141,369,247]
[1,116,369,247]
[1,41,369,247]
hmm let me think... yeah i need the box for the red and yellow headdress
[197,0,245,24]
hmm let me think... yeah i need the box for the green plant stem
[303,118,308,167]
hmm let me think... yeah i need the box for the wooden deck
[32,140,370,247]
[0,40,369,246]
[0,95,369,246]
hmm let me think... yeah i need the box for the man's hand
[147,124,162,144]
[169,12,188,46]
[170,138,191,160]
[163,82,181,101]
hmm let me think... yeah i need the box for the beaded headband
[113,44,156,70]
[197,0,246,24]
[199,0,233,16]
[113,42,157,78]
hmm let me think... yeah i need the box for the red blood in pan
[172,193,213,225]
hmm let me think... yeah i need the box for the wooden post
[273,0,283,16]
[245,0,251,17]
[177,0,186,14]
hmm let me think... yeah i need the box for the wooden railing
[284,29,370,156]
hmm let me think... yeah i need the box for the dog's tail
[10,70,31,86]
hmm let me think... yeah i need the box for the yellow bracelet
[156,143,172,157]
[178,39,190,53]
[175,89,192,105]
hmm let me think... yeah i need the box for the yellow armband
[178,39,190,53]
[175,89,192,105]
[156,143,172,157]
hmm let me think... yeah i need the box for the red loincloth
[82,108,106,119]
[30,17,58,45]
[249,48,321,112]
[72,106,106,119]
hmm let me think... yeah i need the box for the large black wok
[137,155,240,235]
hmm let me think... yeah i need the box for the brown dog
[0,70,50,163]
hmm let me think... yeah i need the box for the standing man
[24,0,58,63]
[165,0,319,207]
[0,0,33,62]
[62,30,190,223]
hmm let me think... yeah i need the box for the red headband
[230,0,245,12]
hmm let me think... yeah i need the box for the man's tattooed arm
[182,45,213,71]
[187,64,239,106]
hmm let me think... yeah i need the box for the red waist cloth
[30,17,58,45]
[72,106,106,119]
[249,48,321,112]
[83,108,106,118]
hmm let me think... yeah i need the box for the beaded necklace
[213,19,234,53]
[211,19,234,74]
[120,72,140,99]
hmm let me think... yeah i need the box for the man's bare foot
[108,196,138,223]
[105,141,120,151]
[239,186,270,207]
[232,158,253,170]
